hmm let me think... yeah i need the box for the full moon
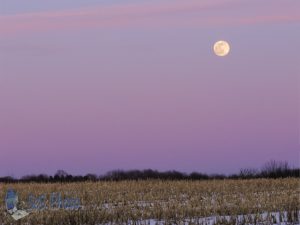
[213,40,230,57]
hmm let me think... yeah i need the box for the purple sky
[0,0,299,177]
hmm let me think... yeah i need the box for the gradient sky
[0,0,299,177]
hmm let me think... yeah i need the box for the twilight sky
[0,0,299,177]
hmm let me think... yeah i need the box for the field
[0,178,299,225]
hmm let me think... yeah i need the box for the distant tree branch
[0,161,299,183]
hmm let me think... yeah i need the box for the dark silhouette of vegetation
[0,160,299,183]
[0,176,14,183]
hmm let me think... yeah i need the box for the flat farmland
[0,178,299,225]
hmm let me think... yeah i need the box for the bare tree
[261,160,290,177]
[55,170,68,178]
[239,168,258,178]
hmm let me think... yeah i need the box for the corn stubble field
[0,178,299,225]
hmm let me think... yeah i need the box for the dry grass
[0,178,299,224]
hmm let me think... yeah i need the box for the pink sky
[0,0,299,177]
[1,0,300,35]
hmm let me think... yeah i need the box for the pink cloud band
[0,0,299,36]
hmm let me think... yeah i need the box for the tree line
[0,160,299,183]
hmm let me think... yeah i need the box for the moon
[213,40,230,57]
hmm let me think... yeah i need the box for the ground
[0,178,299,224]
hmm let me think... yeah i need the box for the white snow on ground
[1,209,299,224]
[100,211,300,225]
